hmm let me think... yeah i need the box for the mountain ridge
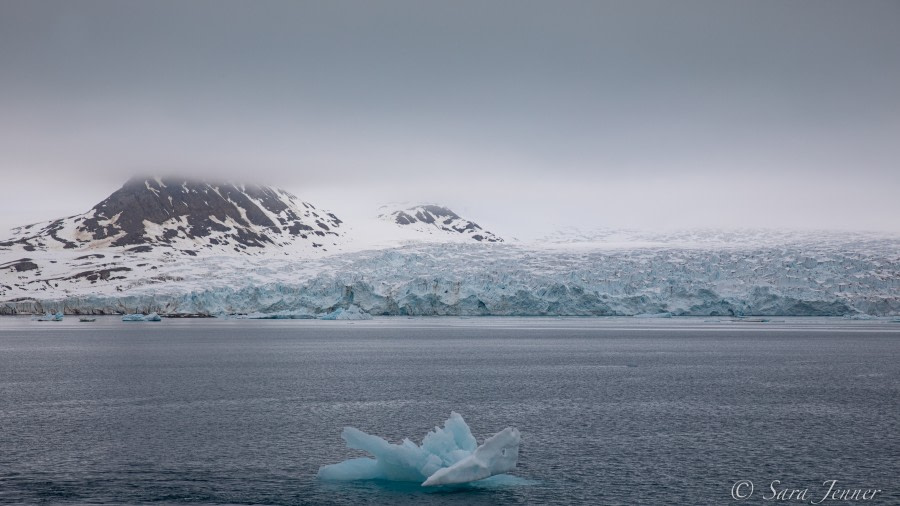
[1,176,345,255]
[1,177,503,255]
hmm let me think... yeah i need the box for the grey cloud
[0,0,898,234]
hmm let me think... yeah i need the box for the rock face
[1,177,344,254]
[381,204,502,243]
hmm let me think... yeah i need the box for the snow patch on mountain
[379,204,503,243]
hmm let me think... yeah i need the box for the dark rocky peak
[2,176,344,252]
[394,205,461,225]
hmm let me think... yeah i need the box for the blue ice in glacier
[317,412,520,486]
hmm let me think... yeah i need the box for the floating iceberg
[633,312,673,318]
[241,311,315,319]
[121,312,161,322]
[843,314,878,320]
[35,312,63,321]
[422,426,521,486]
[320,305,373,320]
[317,412,520,486]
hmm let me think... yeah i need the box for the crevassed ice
[11,238,899,317]
[317,412,520,486]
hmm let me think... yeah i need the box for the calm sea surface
[0,317,898,505]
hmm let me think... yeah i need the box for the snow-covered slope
[379,204,503,243]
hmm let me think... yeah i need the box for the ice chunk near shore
[35,312,63,321]
[121,312,161,321]
[633,312,673,318]
[241,311,315,319]
[320,304,373,320]
[317,412,520,486]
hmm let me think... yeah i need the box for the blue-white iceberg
[121,312,161,322]
[317,412,520,486]
[319,305,373,320]
[633,312,673,318]
[35,312,63,321]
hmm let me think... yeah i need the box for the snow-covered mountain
[379,204,503,243]
[2,177,899,317]
[0,178,508,302]
[1,177,345,255]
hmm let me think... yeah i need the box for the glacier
[317,412,520,486]
[2,236,900,317]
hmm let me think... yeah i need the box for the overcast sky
[1,0,898,238]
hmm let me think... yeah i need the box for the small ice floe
[35,312,64,322]
[843,314,878,320]
[319,305,373,320]
[224,311,315,319]
[121,312,162,322]
[317,412,520,486]
[633,312,673,318]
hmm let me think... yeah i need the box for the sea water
[1,317,898,504]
